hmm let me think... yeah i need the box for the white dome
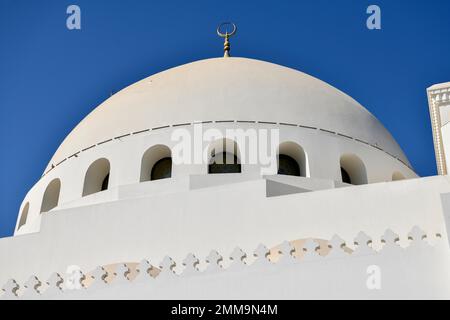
[46,57,409,172]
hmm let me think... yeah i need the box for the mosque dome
[3,26,448,301]
[16,56,416,237]
[46,57,410,172]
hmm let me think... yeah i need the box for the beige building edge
[428,82,450,175]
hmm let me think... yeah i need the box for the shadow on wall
[208,138,241,174]
[277,141,309,177]
[83,158,110,197]
[40,178,61,213]
[17,138,413,232]
[140,145,172,182]
[392,171,405,181]
[340,154,367,185]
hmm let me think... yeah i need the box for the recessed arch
[208,138,241,174]
[277,141,309,177]
[339,154,367,185]
[83,158,111,196]
[140,145,172,182]
[18,202,29,229]
[41,178,61,213]
[392,171,405,181]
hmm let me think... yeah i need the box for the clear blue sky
[1,0,449,238]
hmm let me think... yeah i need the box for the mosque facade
[1,47,449,299]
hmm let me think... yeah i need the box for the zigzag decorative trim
[0,226,444,299]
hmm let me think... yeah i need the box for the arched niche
[83,158,111,196]
[392,171,405,181]
[140,145,172,182]
[18,202,29,229]
[208,138,241,174]
[41,178,61,213]
[339,154,367,185]
[277,141,308,177]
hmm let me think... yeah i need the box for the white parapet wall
[2,228,450,300]
[0,174,449,288]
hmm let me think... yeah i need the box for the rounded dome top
[46,57,409,172]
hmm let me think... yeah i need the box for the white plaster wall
[29,241,450,300]
[46,58,410,172]
[2,175,448,286]
[14,123,416,236]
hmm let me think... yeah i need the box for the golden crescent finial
[217,22,237,57]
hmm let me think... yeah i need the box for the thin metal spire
[217,22,237,57]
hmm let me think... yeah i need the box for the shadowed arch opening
[83,158,111,196]
[208,138,241,174]
[140,145,172,182]
[392,171,405,181]
[277,142,308,177]
[18,202,29,229]
[340,154,367,185]
[41,178,61,213]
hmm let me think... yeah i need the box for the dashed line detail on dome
[258,121,277,125]
[98,139,113,145]
[337,133,353,140]
[279,123,297,127]
[299,125,317,130]
[81,145,96,152]
[115,133,131,140]
[320,129,336,135]
[55,159,67,166]
[42,120,413,177]
[132,129,150,135]
[173,123,192,127]
[215,120,235,123]
[152,125,170,130]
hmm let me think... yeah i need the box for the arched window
[341,167,351,184]
[208,139,241,174]
[41,178,61,213]
[277,142,308,177]
[392,171,405,181]
[83,158,111,196]
[140,145,172,182]
[18,202,29,229]
[101,174,110,191]
[151,158,172,181]
[339,154,367,185]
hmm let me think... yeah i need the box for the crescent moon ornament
[217,22,237,37]
[217,22,237,57]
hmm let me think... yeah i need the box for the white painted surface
[3,58,448,300]
[14,58,417,236]
[36,243,450,300]
[15,123,416,236]
[46,58,409,172]
[3,226,450,300]
[2,175,449,287]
